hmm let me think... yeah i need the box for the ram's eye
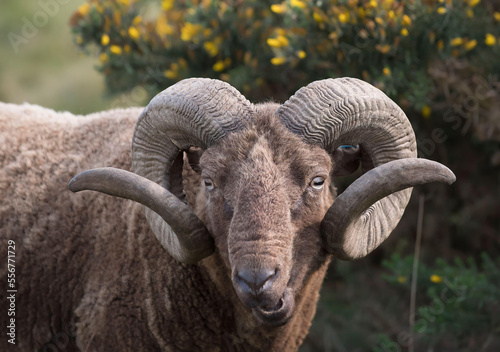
[310,176,325,190]
[204,178,215,191]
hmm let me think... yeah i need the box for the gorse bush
[71,0,500,122]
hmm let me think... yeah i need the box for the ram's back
[0,103,145,349]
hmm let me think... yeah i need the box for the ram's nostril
[236,268,278,294]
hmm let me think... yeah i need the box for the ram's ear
[185,147,203,175]
[332,145,362,176]
[170,147,204,204]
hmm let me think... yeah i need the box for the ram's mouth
[252,289,294,327]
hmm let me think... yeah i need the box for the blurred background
[0,1,112,113]
[2,0,499,351]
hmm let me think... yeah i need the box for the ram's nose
[233,267,279,308]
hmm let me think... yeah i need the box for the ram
[0,78,455,351]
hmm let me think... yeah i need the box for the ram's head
[69,78,455,327]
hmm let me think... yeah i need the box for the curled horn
[70,78,254,264]
[277,78,455,260]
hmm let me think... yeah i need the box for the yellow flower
[267,38,280,47]
[430,274,443,283]
[267,35,289,48]
[383,67,391,76]
[422,105,431,119]
[271,4,287,14]
[178,58,188,69]
[485,33,496,46]
[297,50,306,59]
[450,37,463,46]
[99,53,108,62]
[397,276,407,284]
[78,3,90,16]
[204,41,218,57]
[465,39,477,51]
[213,60,225,72]
[162,0,174,11]
[128,27,140,40]
[110,45,122,55]
[290,0,306,9]
[358,7,366,18]
[133,16,142,25]
[375,17,384,25]
[466,8,474,18]
[401,15,412,26]
[437,7,447,14]
[401,28,409,36]
[468,0,480,7]
[369,0,377,8]
[164,69,178,79]
[339,13,349,24]
[76,36,83,44]
[375,44,391,54]
[313,12,323,23]
[271,57,287,65]
[156,16,174,36]
[495,12,500,22]
[203,28,212,38]
[101,34,110,46]
[278,35,290,46]
[181,23,202,42]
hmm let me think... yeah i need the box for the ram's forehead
[200,106,332,179]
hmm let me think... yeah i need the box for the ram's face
[200,113,334,326]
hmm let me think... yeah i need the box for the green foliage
[380,253,500,349]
